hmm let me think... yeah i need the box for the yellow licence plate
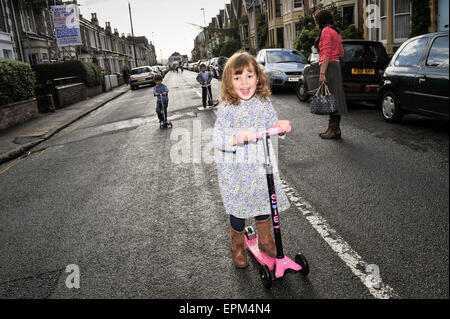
[352,68,375,75]
[137,78,146,82]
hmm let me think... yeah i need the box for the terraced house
[0,0,156,69]
[191,0,448,59]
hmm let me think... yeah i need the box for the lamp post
[200,8,206,27]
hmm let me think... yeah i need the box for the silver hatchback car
[129,66,155,90]
[256,49,308,89]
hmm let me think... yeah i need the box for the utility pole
[128,1,138,67]
[253,0,258,52]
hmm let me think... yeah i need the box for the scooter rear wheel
[295,253,309,277]
[259,264,272,289]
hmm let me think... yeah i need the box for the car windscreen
[131,67,150,75]
[266,50,307,64]
[342,43,389,67]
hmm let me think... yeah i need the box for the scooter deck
[244,235,275,271]
[245,234,303,279]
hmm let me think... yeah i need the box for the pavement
[0,85,130,165]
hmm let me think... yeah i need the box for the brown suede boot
[319,115,341,139]
[319,116,333,138]
[255,218,277,258]
[230,227,248,268]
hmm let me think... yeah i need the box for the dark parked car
[379,31,449,122]
[296,40,389,104]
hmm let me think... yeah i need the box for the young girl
[213,51,290,268]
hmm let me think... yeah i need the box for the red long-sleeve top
[319,27,344,65]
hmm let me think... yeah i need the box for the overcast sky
[77,0,228,62]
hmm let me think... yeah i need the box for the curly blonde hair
[220,51,271,106]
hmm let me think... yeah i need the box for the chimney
[114,28,119,35]
[91,13,98,25]
[105,22,111,32]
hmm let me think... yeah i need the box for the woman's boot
[230,227,248,268]
[319,116,333,139]
[255,218,277,258]
[320,115,341,139]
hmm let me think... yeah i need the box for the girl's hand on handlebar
[232,130,258,146]
[273,120,290,134]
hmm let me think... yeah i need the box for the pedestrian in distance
[153,74,169,126]
[213,51,291,268]
[196,63,214,108]
[314,9,347,139]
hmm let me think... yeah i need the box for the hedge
[0,59,36,106]
[32,60,103,88]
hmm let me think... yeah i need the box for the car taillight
[130,76,134,80]
[148,73,153,77]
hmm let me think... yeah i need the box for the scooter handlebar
[235,126,291,144]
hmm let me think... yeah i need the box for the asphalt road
[0,70,448,299]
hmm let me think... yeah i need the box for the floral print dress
[213,96,290,219]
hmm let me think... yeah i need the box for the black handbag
[310,83,337,115]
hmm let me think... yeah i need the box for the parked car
[129,66,155,90]
[256,48,308,89]
[296,40,389,103]
[208,56,228,79]
[208,57,219,78]
[379,31,449,122]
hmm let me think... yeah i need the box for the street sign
[51,4,81,47]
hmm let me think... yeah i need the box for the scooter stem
[262,133,285,259]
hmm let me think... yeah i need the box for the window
[342,5,355,27]
[2,49,13,60]
[426,36,449,69]
[379,0,387,42]
[294,0,303,10]
[266,50,306,64]
[393,0,411,41]
[394,37,428,67]
[295,23,301,39]
[275,0,282,17]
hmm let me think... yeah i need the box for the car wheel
[296,82,309,102]
[381,91,402,123]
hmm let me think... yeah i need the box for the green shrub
[0,59,36,106]
[294,28,319,57]
[341,25,364,39]
[32,60,103,87]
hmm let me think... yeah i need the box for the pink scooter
[241,126,309,289]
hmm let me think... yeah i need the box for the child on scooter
[196,63,214,108]
[153,74,169,126]
[213,51,291,268]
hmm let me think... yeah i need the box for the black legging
[230,214,271,232]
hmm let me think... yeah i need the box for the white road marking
[280,179,400,299]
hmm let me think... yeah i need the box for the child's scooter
[156,92,172,129]
[206,85,219,108]
[241,126,309,289]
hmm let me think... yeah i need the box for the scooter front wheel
[259,264,272,289]
[295,253,309,277]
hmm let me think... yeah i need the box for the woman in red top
[314,9,347,139]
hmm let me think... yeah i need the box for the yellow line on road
[0,158,23,175]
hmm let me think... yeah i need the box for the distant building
[168,51,183,67]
